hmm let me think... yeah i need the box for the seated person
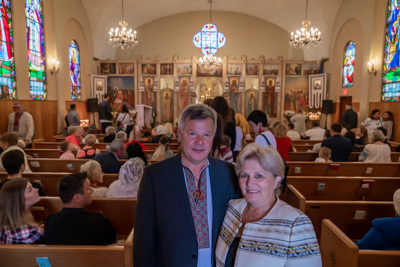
[151,135,175,161]
[344,131,361,152]
[311,130,331,153]
[80,160,108,198]
[106,157,145,198]
[359,129,391,162]
[0,178,43,244]
[0,150,45,195]
[139,130,152,143]
[59,140,75,160]
[83,124,98,138]
[76,134,100,159]
[127,142,148,166]
[0,132,31,173]
[94,139,126,173]
[44,172,117,245]
[65,126,84,151]
[315,147,332,162]
[355,126,369,145]
[215,144,321,266]
[126,130,148,151]
[104,126,116,143]
[151,125,168,143]
[356,189,400,250]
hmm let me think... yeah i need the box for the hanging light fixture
[108,0,138,50]
[193,0,226,69]
[289,0,321,49]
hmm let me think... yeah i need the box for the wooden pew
[288,162,400,177]
[28,158,90,172]
[321,219,400,267]
[288,152,400,162]
[0,172,119,196]
[291,139,322,146]
[0,230,133,267]
[287,176,400,201]
[33,141,180,151]
[286,185,395,239]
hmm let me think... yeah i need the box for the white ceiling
[80,0,344,60]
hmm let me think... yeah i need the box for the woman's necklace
[245,204,272,220]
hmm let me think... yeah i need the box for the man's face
[115,145,126,159]
[178,117,214,169]
[0,141,8,150]
[80,178,93,206]
[13,105,23,115]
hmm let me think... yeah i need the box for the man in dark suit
[94,139,125,173]
[133,104,239,267]
[99,93,113,134]
[321,123,352,162]
[44,172,116,245]
[341,104,358,130]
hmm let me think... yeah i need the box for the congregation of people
[0,98,399,267]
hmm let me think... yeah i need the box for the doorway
[339,96,352,120]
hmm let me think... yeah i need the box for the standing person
[0,179,43,244]
[321,123,352,162]
[7,102,34,148]
[66,104,80,126]
[290,109,306,134]
[0,133,31,173]
[99,93,113,134]
[361,109,384,133]
[383,111,394,140]
[341,104,358,130]
[117,104,131,132]
[273,123,293,161]
[133,104,239,267]
[211,97,236,152]
[247,110,277,149]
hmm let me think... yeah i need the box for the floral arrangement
[284,110,295,121]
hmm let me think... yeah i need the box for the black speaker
[87,98,99,112]
[322,100,333,114]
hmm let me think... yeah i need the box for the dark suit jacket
[44,208,116,245]
[321,134,352,162]
[94,152,121,173]
[341,109,358,130]
[133,153,240,267]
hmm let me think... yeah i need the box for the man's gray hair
[178,104,217,133]
[109,139,125,152]
[13,102,22,108]
[116,131,127,142]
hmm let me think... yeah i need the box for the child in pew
[0,178,44,244]
[356,189,400,250]
[76,134,101,159]
[59,140,75,160]
[80,160,108,198]
[106,157,144,198]
[0,150,45,196]
[315,147,332,162]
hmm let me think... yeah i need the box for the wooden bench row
[321,219,400,267]
[34,141,180,151]
[0,197,136,267]
[289,151,400,162]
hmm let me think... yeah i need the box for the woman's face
[93,166,104,183]
[383,112,390,120]
[372,111,380,120]
[24,182,40,209]
[238,159,280,209]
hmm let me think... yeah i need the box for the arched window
[0,1,16,99]
[25,0,46,100]
[342,41,355,88]
[69,40,81,101]
[383,0,400,101]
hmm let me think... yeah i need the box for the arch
[69,39,81,100]
[342,40,355,88]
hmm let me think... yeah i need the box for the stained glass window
[193,23,226,56]
[0,0,15,99]
[342,41,355,88]
[69,40,81,101]
[383,0,400,101]
[26,0,46,100]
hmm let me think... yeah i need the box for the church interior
[0,0,398,141]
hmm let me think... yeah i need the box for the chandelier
[289,0,321,49]
[193,0,225,69]
[108,0,138,50]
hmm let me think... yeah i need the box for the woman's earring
[258,127,262,134]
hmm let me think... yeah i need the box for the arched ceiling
[80,0,344,60]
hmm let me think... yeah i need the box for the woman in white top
[358,129,391,163]
[247,110,277,149]
[383,111,394,140]
[116,105,131,131]
[361,109,384,133]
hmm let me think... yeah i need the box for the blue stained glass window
[26,0,46,100]
[0,0,15,99]
[193,23,226,56]
[383,0,400,101]
[342,41,355,88]
[69,40,81,101]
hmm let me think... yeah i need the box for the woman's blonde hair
[318,147,332,162]
[273,123,287,138]
[151,135,171,161]
[394,189,400,215]
[84,134,97,146]
[368,129,386,143]
[235,143,284,197]
[80,160,102,183]
[0,179,38,229]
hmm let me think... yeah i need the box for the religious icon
[229,78,239,112]
[179,78,190,112]
[264,78,277,117]
[162,90,173,122]
[145,78,154,106]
